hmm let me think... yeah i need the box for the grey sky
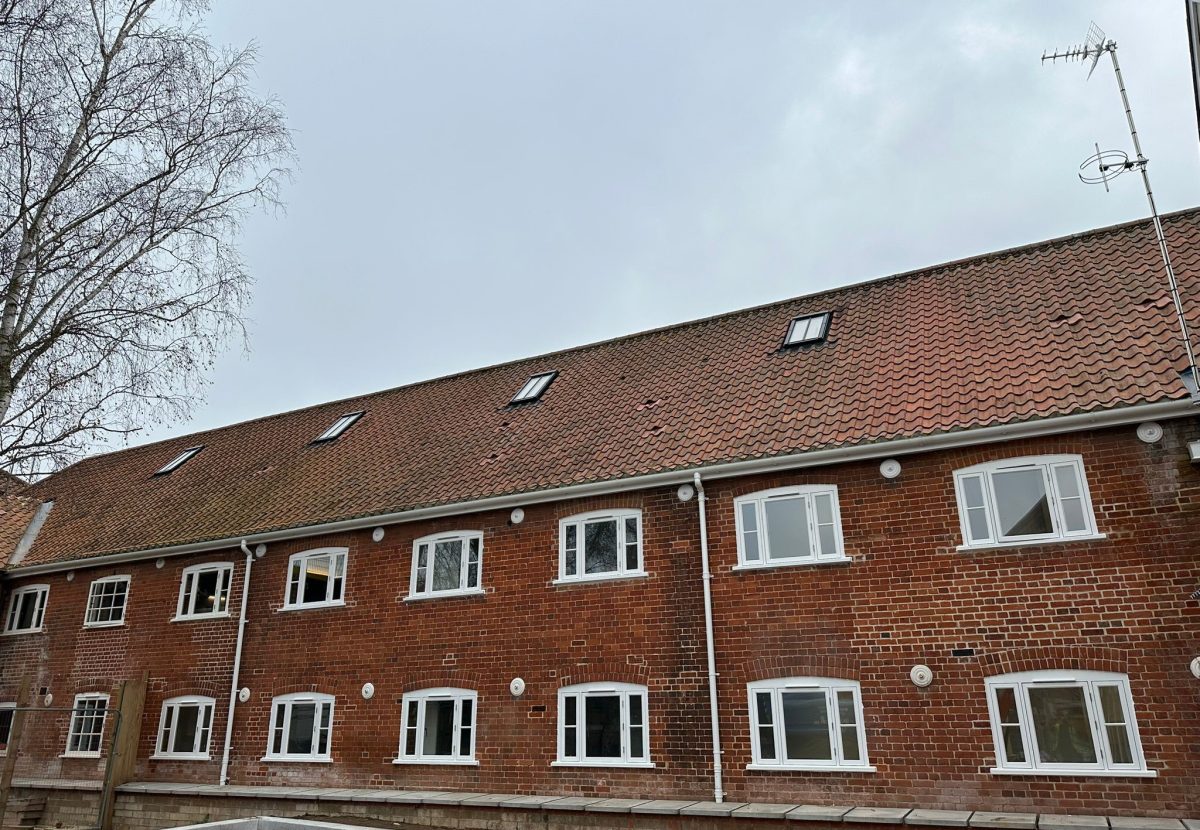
[133,0,1200,447]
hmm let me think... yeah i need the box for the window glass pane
[756,692,776,760]
[317,703,331,755]
[432,541,463,591]
[764,497,811,560]
[287,562,300,606]
[740,502,760,561]
[1053,466,1087,532]
[836,691,860,761]
[1098,686,1133,764]
[584,521,618,574]
[993,469,1053,537]
[467,538,481,587]
[994,686,1026,763]
[286,703,316,755]
[272,706,285,754]
[1028,686,1097,764]
[961,475,991,541]
[562,696,577,758]
[628,695,644,758]
[301,556,331,604]
[460,697,474,755]
[195,571,220,614]
[217,570,231,612]
[172,705,200,753]
[564,525,577,575]
[404,702,418,756]
[15,594,36,629]
[625,517,639,570]
[781,691,831,761]
[814,494,837,555]
[423,699,455,756]
[584,695,622,758]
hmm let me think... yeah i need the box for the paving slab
[1181,822,1200,830]
[972,814,1039,830]
[682,801,748,818]
[421,791,489,806]
[313,789,365,802]
[500,795,563,809]
[907,810,974,827]
[847,807,912,824]
[1039,816,1108,830]
[332,789,395,803]
[632,800,700,815]
[542,797,606,811]
[735,803,798,820]
[1108,821,1184,830]
[789,805,853,822]
[584,798,653,813]
[384,791,442,804]
[460,794,513,806]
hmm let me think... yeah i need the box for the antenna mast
[1043,23,1200,397]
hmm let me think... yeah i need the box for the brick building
[1,211,1199,826]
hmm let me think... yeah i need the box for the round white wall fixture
[509,677,526,697]
[155,558,165,569]
[1190,656,1200,679]
[1136,422,1164,444]
[510,508,525,525]
[238,687,251,703]
[371,527,385,542]
[677,484,696,502]
[66,571,74,582]
[361,682,376,700]
[910,665,934,687]
[43,693,53,706]
[880,459,902,480]
[254,543,267,558]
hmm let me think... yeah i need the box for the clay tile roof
[10,209,1200,570]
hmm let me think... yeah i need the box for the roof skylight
[784,312,831,347]
[312,411,364,444]
[154,446,203,476]
[511,371,557,404]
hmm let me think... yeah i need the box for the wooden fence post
[98,674,147,830]
[0,678,33,829]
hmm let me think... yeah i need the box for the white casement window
[264,693,334,762]
[408,533,483,600]
[985,671,1150,776]
[0,703,13,756]
[556,682,651,767]
[747,678,871,771]
[954,455,1100,548]
[65,693,109,757]
[558,510,643,582]
[395,688,477,764]
[734,486,846,567]
[283,548,347,609]
[153,696,215,760]
[3,584,48,634]
[83,576,130,628]
[174,563,233,621]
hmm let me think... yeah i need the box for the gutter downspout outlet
[694,472,724,802]
[219,540,255,786]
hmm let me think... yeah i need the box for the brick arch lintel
[743,653,862,683]
[980,646,1128,677]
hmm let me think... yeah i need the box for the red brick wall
[2,419,1198,816]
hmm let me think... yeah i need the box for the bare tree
[0,0,291,478]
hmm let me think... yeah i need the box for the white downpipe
[694,472,724,802]
[219,540,255,786]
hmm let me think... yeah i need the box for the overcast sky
[132,0,1200,447]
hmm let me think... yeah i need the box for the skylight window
[312,411,363,444]
[154,446,203,476]
[784,312,831,346]
[511,371,557,404]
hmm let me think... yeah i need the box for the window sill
[150,754,211,762]
[746,763,876,773]
[61,752,102,759]
[403,589,485,603]
[552,571,648,587]
[732,557,852,572]
[1,628,44,636]
[989,766,1157,778]
[261,756,333,764]
[82,621,125,630]
[551,760,656,769]
[278,601,346,613]
[170,613,231,623]
[957,533,1106,553]
[392,757,479,766]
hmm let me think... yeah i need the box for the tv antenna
[1043,22,1199,397]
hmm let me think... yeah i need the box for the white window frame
[511,371,557,403]
[406,532,484,600]
[3,584,48,634]
[746,677,872,772]
[282,548,347,610]
[0,702,14,756]
[554,682,652,768]
[173,563,233,621]
[154,445,203,476]
[312,411,363,443]
[954,455,1101,549]
[985,670,1152,777]
[152,695,215,760]
[394,687,478,765]
[556,509,644,583]
[733,486,847,569]
[64,693,109,758]
[263,693,335,762]
[784,312,831,346]
[83,576,130,628]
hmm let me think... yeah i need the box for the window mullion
[1042,466,1063,537]
[452,698,462,758]
[774,690,787,763]
[1082,682,1107,769]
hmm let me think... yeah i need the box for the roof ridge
[34,206,1199,482]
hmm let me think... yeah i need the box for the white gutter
[219,540,255,786]
[693,473,724,802]
[6,399,1195,578]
